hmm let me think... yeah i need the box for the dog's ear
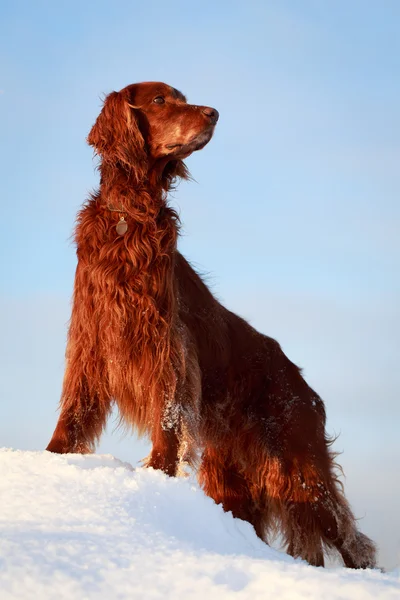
[87,90,147,173]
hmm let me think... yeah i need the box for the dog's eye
[153,96,165,104]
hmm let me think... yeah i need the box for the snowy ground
[1,449,399,600]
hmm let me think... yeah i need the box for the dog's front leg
[145,425,181,477]
[144,331,200,477]
[46,261,112,454]
[46,378,111,454]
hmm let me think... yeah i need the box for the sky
[0,0,399,569]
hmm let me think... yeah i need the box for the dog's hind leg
[199,447,266,539]
[265,455,376,568]
[287,485,376,569]
[314,488,377,569]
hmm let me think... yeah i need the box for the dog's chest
[86,233,172,347]
[76,207,176,365]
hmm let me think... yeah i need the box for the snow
[1,449,399,600]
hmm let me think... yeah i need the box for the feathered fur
[47,81,376,568]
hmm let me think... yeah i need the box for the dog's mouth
[166,128,215,157]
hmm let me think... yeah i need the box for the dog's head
[87,81,218,186]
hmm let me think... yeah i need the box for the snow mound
[0,449,398,599]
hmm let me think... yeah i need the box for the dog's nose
[202,107,219,125]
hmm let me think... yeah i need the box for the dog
[47,82,376,568]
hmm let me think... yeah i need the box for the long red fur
[47,82,376,569]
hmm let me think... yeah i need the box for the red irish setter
[47,82,376,569]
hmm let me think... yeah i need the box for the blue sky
[1,1,399,567]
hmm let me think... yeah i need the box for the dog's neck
[89,160,180,251]
[97,162,165,212]
[97,156,185,212]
